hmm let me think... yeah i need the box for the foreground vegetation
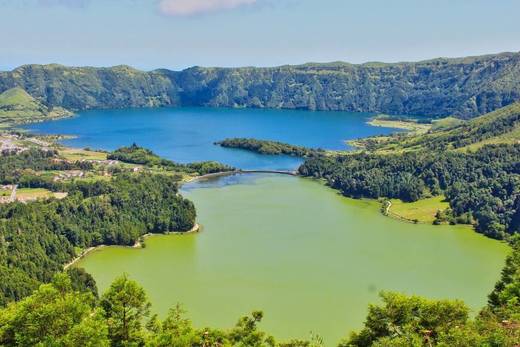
[216,138,323,158]
[0,238,518,346]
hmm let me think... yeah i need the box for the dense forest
[1,52,520,118]
[0,172,196,306]
[0,238,518,346]
[299,144,520,239]
[108,144,233,175]
[0,146,202,306]
[216,138,322,157]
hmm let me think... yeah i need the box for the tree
[0,273,109,346]
[67,267,99,298]
[339,292,469,347]
[228,311,276,347]
[487,236,520,320]
[101,275,151,346]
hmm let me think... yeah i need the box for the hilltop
[1,51,520,120]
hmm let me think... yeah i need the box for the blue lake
[25,107,396,170]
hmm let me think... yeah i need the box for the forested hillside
[0,172,196,306]
[299,103,520,240]
[0,145,206,306]
[1,52,520,118]
[355,101,520,152]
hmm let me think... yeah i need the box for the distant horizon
[1,0,519,70]
[2,49,519,72]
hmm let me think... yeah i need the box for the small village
[0,131,144,204]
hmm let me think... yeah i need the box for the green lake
[77,174,509,344]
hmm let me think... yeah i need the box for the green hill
[354,102,520,153]
[0,87,72,124]
[1,51,520,118]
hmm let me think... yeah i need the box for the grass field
[368,116,431,134]
[460,124,520,152]
[16,188,67,201]
[16,188,54,201]
[0,87,72,125]
[354,103,520,154]
[388,195,449,224]
[60,148,107,161]
[430,117,465,131]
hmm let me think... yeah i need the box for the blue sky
[0,0,519,70]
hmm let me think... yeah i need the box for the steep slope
[0,65,178,111]
[174,52,520,118]
[0,51,520,118]
[0,87,71,124]
[354,102,520,153]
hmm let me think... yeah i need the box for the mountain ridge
[1,51,520,119]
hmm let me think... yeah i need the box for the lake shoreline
[64,223,200,269]
[78,174,510,344]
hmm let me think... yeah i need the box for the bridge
[238,169,297,176]
[187,169,298,183]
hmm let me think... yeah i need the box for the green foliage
[0,148,92,186]
[487,236,520,321]
[66,267,99,298]
[0,87,71,124]
[108,143,233,175]
[101,275,151,346]
[0,171,196,304]
[216,138,323,158]
[299,144,520,239]
[360,102,520,153]
[1,243,519,347]
[229,311,276,347]
[0,273,109,346]
[339,292,469,347]
[0,273,318,347]
[2,52,520,119]
[0,65,176,112]
[342,242,520,346]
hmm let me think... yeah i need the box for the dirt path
[9,185,17,202]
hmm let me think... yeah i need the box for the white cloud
[158,0,257,16]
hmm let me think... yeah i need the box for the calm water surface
[25,107,395,170]
[77,175,508,344]
[28,108,509,344]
